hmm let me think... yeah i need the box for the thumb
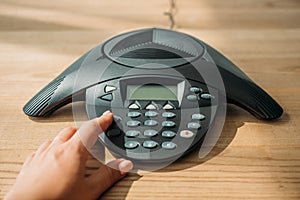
[86,159,133,195]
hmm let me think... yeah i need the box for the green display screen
[127,84,177,100]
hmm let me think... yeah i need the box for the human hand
[5,111,133,200]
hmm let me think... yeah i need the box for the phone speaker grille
[23,77,65,117]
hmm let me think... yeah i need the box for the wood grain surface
[0,0,299,199]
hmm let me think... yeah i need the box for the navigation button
[187,122,201,129]
[192,113,205,120]
[200,93,214,100]
[162,112,176,118]
[129,101,140,110]
[145,111,158,117]
[146,103,157,110]
[125,130,140,137]
[127,111,141,118]
[144,120,158,127]
[126,120,141,127]
[162,130,176,138]
[124,141,139,149]
[143,140,158,149]
[144,129,158,137]
[100,93,113,101]
[180,130,194,138]
[163,102,174,110]
[104,85,117,93]
[162,141,177,150]
[162,121,176,128]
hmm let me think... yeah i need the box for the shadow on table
[155,104,290,172]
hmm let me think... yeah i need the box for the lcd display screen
[127,84,177,100]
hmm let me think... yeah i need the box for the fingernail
[119,160,133,175]
[102,110,111,116]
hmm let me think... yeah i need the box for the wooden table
[0,0,299,199]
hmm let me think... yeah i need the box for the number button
[144,129,158,137]
[127,111,141,118]
[143,140,158,149]
[162,121,176,128]
[162,131,176,138]
[145,111,158,117]
[144,120,158,127]
[124,141,139,149]
[125,130,140,137]
[162,112,176,118]
[126,120,141,127]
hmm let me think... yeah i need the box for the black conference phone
[23,28,283,168]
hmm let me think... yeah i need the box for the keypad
[108,94,209,156]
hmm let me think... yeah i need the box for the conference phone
[23,28,283,168]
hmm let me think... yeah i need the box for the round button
[126,120,141,127]
[143,140,158,149]
[162,141,177,150]
[124,141,139,149]
[162,112,176,118]
[186,94,198,101]
[144,129,158,137]
[125,130,140,137]
[180,130,194,138]
[162,130,176,138]
[162,121,176,128]
[200,93,214,100]
[187,122,201,129]
[190,86,202,93]
[127,111,141,118]
[144,120,158,126]
[145,111,158,117]
[192,113,206,120]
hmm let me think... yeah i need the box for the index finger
[71,111,114,151]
